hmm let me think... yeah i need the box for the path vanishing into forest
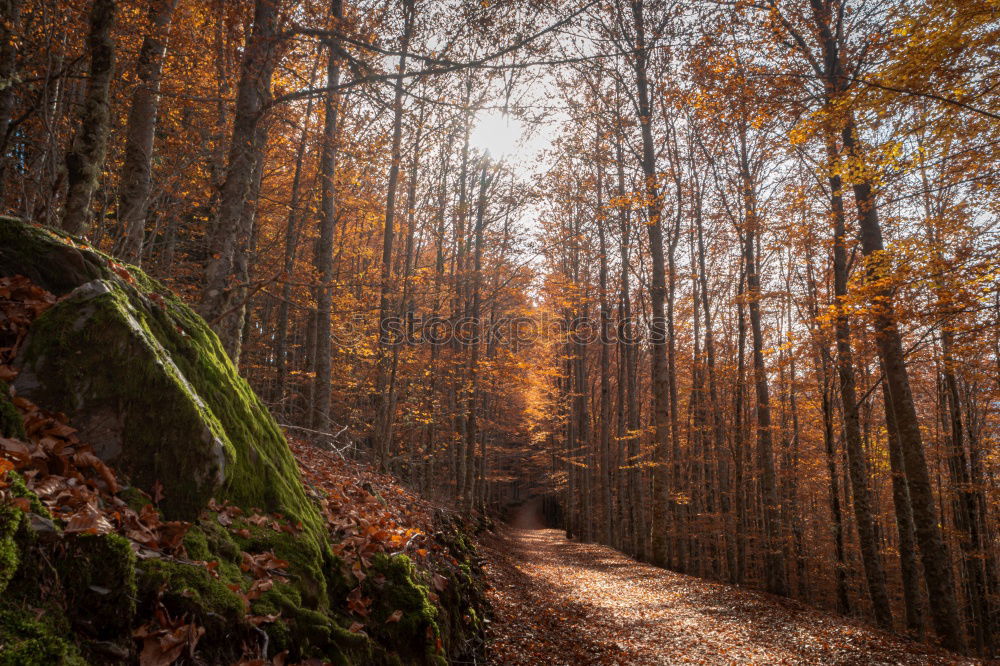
[480,502,972,666]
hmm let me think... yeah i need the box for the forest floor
[480,504,973,666]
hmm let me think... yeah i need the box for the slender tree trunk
[883,374,925,638]
[462,159,488,510]
[222,120,267,364]
[823,353,851,614]
[616,130,644,559]
[828,139,893,630]
[597,165,614,547]
[199,0,279,357]
[115,0,178,263]
[738,137,788,597]
[630,0,671,569]
[0,0,23,194]
[733,265,748,585]
[844,122,965,652]
[312,0,344,430]
[423,139,452,494]
[564,342,577,540]
[695,196,733,581]
[940,331,991,654]
[372,0,415,466]
[574,279,592,542]
[452,78,473,502]
[61,0,115,236]
[274,60,319,414]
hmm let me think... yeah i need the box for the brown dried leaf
[64,504,114,535]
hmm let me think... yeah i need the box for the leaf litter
[481,521,974,665]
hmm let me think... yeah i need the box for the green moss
[0,382,24,439]
[0,491,87,663]
[0,217,109,296]
[138,558,245,626]
[59,533,136,638]
[0,504,20,596]
[116,486,151,514]
[182,524,212,560]
[249,583,369,664]
[430,524,487,664]
[230,519,332,609]
[365,554,441,664]
[0,604,87,666]
[5,472,49,518]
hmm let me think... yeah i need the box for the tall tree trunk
[199,0,279,358]
[373,0,414,465]
[823,353,851,614]
[738,136,788,597]
[596,162,614,547]
[940,331,991,654]
[733,265,748,585]
[462,158,488,510]
[452,78,473,503]
[115,0,178,263]
[616,129,644,559]
[221,119,267,364]
[574,279,592,542]
[274,59,319,415]
[630,0,671,569]
[423,138,452,495]
[843,122,965,652]
[61,0,115,236]
[828,138,893,630]
[883,375,925,638]
[0,0,23,193]
[312,0,344,430]
[695,195,733,581]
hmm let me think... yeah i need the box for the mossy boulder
[14,279,231,518]
[0,605,87,666]
[0,217,324,537]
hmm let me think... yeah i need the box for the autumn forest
[0,0,999,663]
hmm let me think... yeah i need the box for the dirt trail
[480,518,973,665]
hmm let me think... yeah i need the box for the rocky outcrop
[2,219,320,529]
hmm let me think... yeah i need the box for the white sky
[469,107,557,170]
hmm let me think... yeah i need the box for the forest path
[479,512,971,665]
